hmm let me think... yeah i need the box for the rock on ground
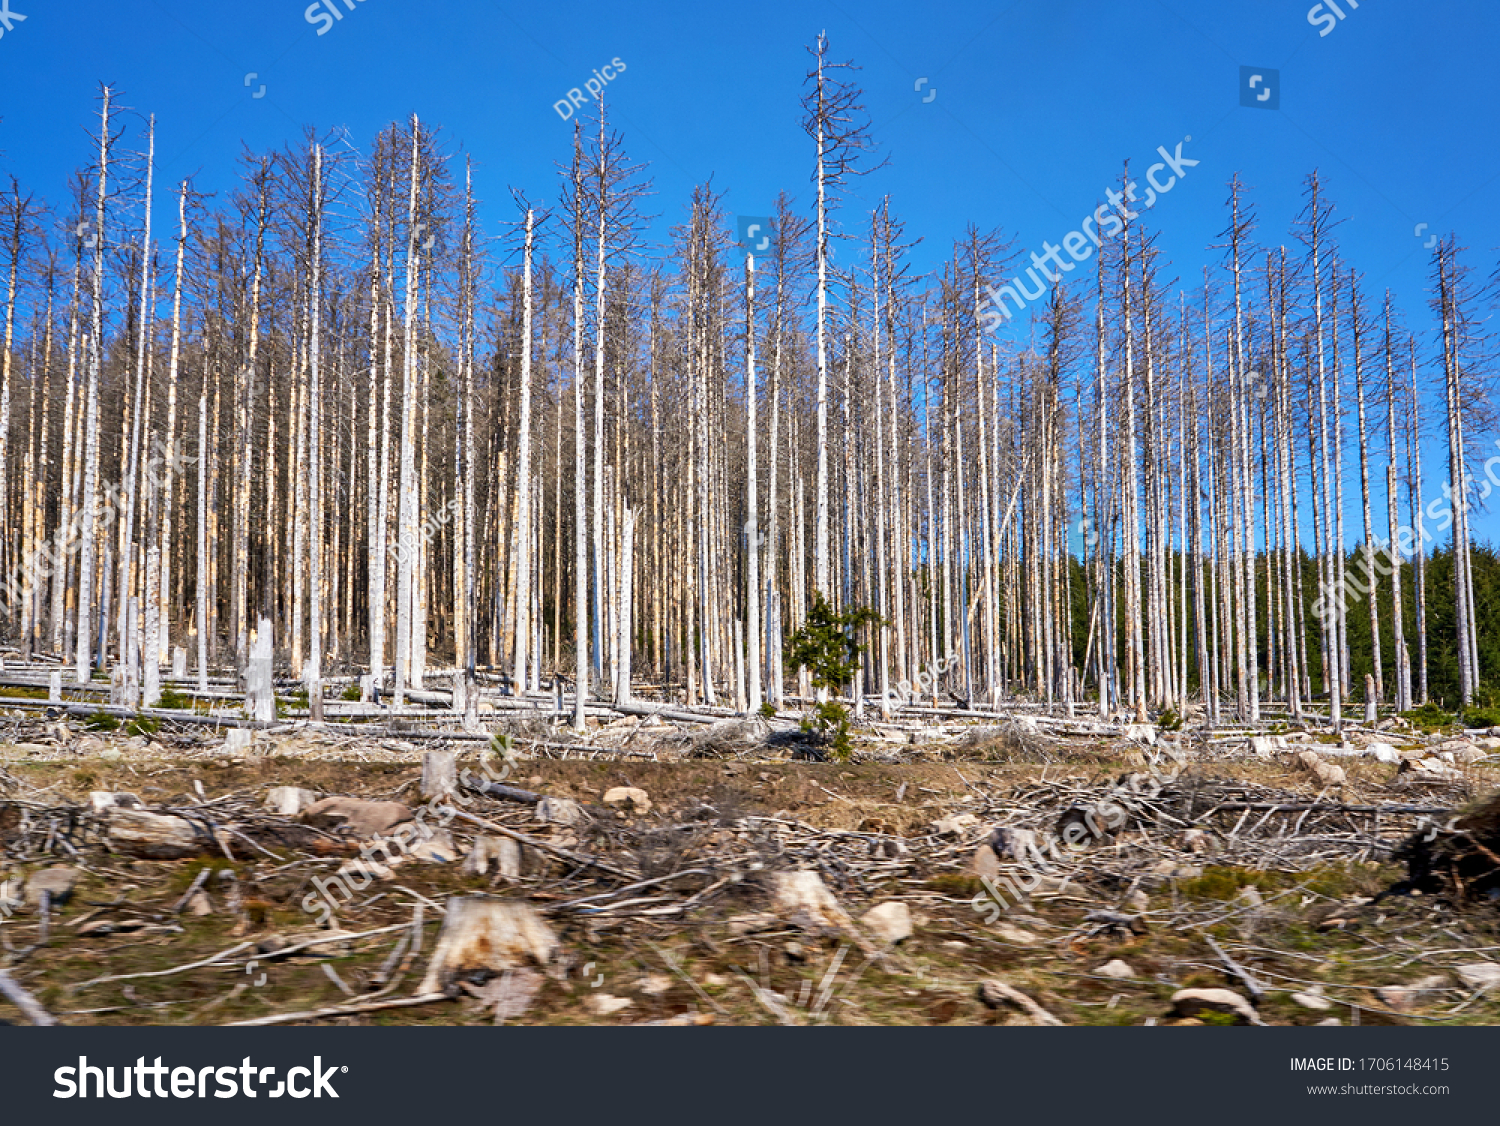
[25,866,78,907]
[1456,963,1500,991]
[265,786,320,816]
[994,923,1042,945]
[971,844,1002,880]
[637,973,673,996]
[300,796,413,838]
[1290,987,1332,1011]
[1400,757,1464,781]
[536,797,587,827]
[407,828,461,863]
[585,993,634,1016]
[1170,988,1262,1025]
[1251,734,1288,757]
[1294,749,1345,788]
[1181,829,1213,853]
[89,792,142,813]
[1375,975,1442,1012]
[1152,860,1203,880]
[1094,959,1135,980]
[725,913,778,937]
[860,901,913,946]
[987,826,1038,862]
[602,786,652,815]
[770,870,856,936]
[932,813,979,836]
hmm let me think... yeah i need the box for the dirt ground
[2,707,1499,1028]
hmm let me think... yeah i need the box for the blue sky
[1,0,1497,542]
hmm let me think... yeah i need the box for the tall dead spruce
[0,65,1491,724]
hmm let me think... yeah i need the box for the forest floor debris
[2,699,1500,1026]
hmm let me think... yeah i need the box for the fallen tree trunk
[462,776,541,805]
[0,969,57,1026]
[225,992,448,1026]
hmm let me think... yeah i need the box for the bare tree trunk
[114,117,155,690]
[569,127,589,730]
[1305,174,1341,730]
[590,109,609,689]
[366,166,387,685]
[195,350,209,691]
[513,205,536,694]
[744,250,762,712]
[615,505,634,705]
[1383,296,1410,711]
[156,180,189,669]
[1407,335,1428,705]
[394,117,421,704]
[307,143,325,687]
[77,87,114,683]
[1348,270,1380,702]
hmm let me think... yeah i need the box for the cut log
[462,836,523,879]
[104,808,221,860]
[246,621,274,723]
[421,750,458,801]
[463,776,542,804]
[0,969,57,1026]
[418,898,560,995]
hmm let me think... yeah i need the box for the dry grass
[1,712,1498,1027]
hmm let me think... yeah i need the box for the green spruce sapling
[784,593,882,762]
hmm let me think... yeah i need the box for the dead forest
[2,39,1500,1028]
[0,50,1495,721]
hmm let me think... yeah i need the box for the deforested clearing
[1,712,1499,1026]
